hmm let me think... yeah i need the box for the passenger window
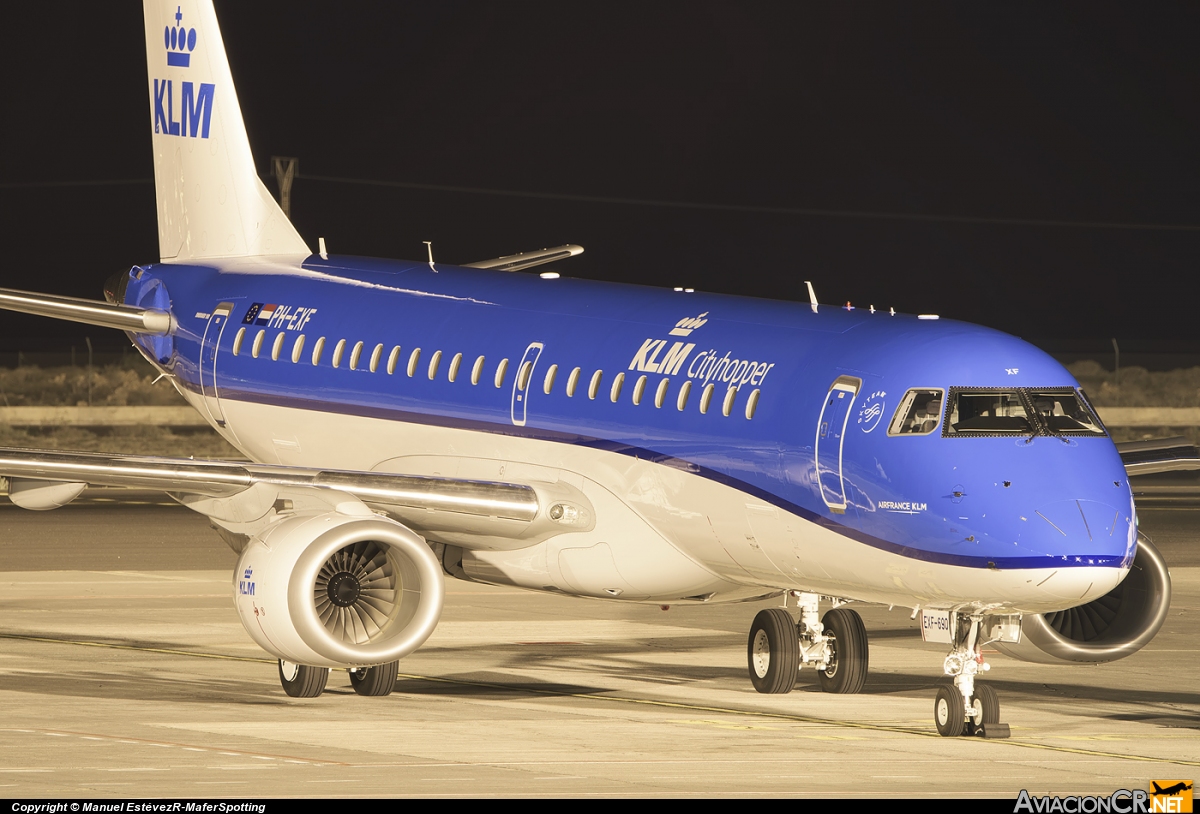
[543,364,558,395]
[251,329,265,359]
[677,380,691,411]
[471,355,485,385]
[945,389,1032,435]
[700,383,715,414]
[1027,389,1107,436]
[449,352,463,382]
[369,343,384,373]
[332,339,346,369]
[271,332,285,361]
[232,327,245,356]
[888,389,945,436]
[610,372,625,402]
[588,370,603,400]
[407,348,421,377]
[722,385,737,416]
[387,345,401,375]
[494,358,509,388]
[428,350,442,380]
[632,375,647,405]
[311,336,325,366]
[654,378,669,408]
[566,367,581,397]
[291,334,306,364]
[349,340,363,370]
[745,388,761,419]
[517,360,533,390]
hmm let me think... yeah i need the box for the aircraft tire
[818,607,868,694]
[935,684,967,737]
[747,608,799,694]
[967,682,1000,734]
[278,659,330,698]
[350,661,400,697]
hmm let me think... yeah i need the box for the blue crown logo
[164,6,196,68]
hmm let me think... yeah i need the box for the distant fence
[0,405,1196,428]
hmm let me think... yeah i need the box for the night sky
[3,2,1200,355]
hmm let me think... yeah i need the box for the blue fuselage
[122,255,1136,580]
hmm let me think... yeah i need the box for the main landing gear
[277,659,400,698]
[746,598,1010,738]
[935,614,1009,738]
[747,592,869,695]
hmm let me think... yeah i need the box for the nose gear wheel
[935,684,966,736]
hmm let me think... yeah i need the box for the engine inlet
[313,540,397,645]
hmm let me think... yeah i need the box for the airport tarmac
[0,491,1196,798]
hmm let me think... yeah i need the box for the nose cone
[1026,498,1136,562]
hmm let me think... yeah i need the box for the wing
[1117,436,1200,476]
[0,446,594,550]
[463,244,583,272]
[0,286,170,334]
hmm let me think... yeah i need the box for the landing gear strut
[935,614,1008,738]
[747,593,869,695]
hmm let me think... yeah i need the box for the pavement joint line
[390,672,1200,768]
[4,634,1197,769]
[0,728,349,767]
[0,632,276,664]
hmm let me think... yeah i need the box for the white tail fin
[143,1,309,261]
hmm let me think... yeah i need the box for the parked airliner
[0,0,1174,736]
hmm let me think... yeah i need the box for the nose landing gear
[936,614,1010,738]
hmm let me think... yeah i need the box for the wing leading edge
[0,286,171,335]
[0,447,594,550]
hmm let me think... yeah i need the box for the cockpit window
[1026,389,1106,435]
[943,387,1108,438]
[945,389,1034,435]
[888,389,944,435]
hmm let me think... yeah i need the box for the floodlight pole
[272,156,299,219]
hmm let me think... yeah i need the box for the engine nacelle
[233,509,444,668]
[995,535,1171,664]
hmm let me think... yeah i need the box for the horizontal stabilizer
[0,287,171,335]
[464,244,584,272]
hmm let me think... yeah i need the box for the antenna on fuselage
[804,281,818,314]
[318,237,328,259]
[424,241,437,272]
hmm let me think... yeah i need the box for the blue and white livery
[0,1,1173,736]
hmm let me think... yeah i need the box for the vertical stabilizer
[143,1,309,261]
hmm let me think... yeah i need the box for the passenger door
[199,302,234,429]
[816,375,862,513]
[510,342,543,426]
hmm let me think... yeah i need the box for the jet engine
[995,535,1171,664]
[233,509,444,667]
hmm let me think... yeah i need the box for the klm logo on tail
[153,6,214,139]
